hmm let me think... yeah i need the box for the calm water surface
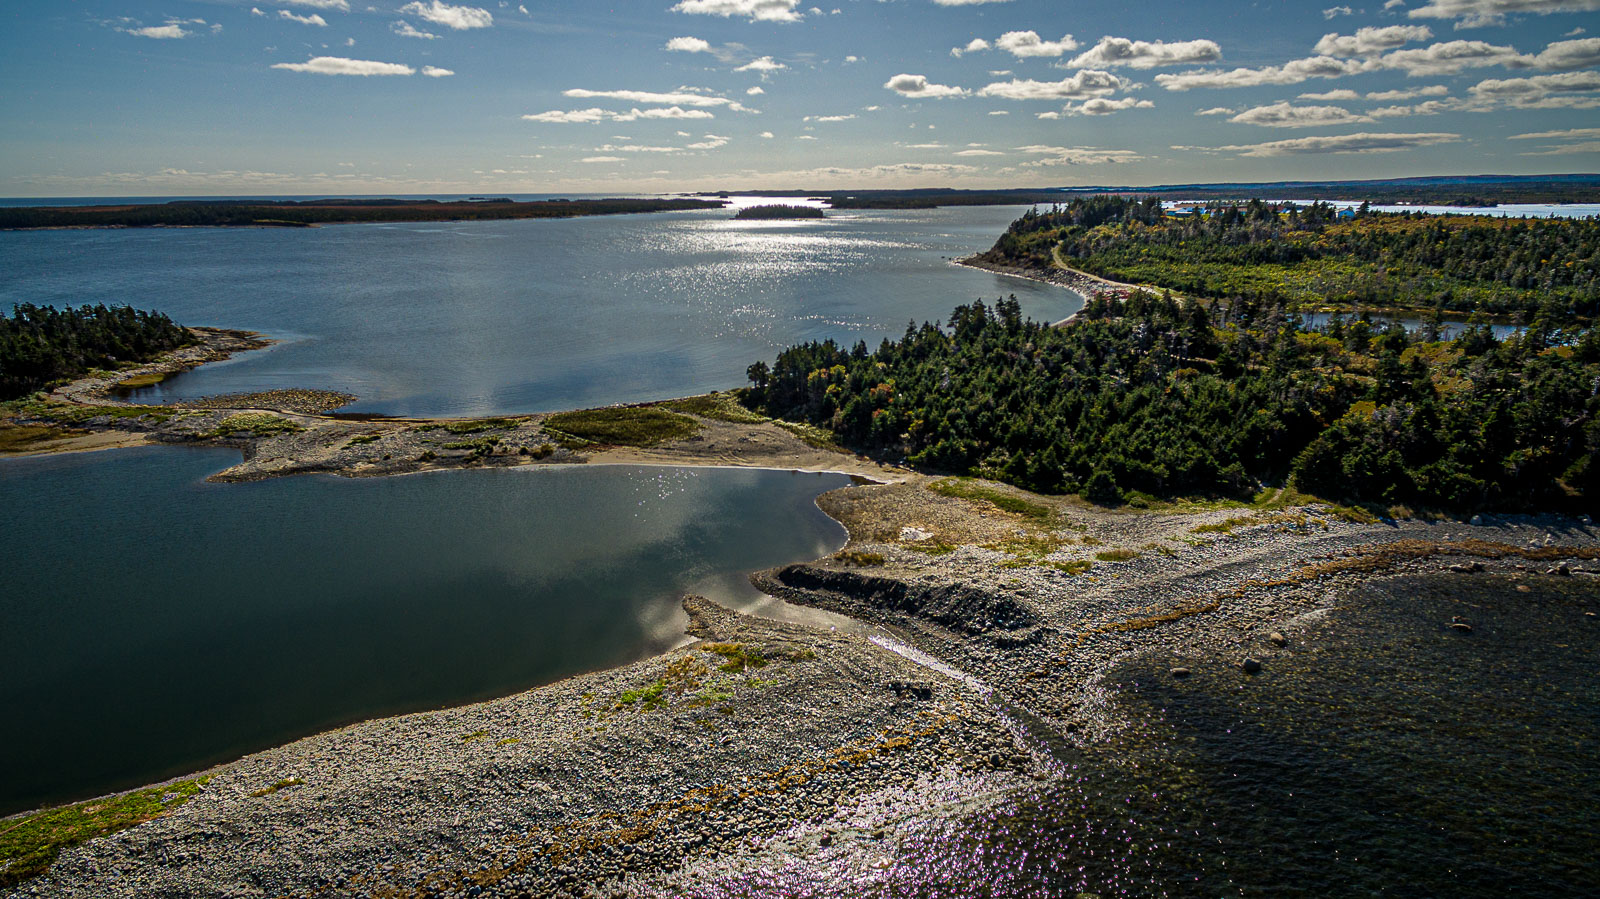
[0,448,850,814]
[0,204,1077,417]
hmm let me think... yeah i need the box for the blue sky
[3,0,1598,196]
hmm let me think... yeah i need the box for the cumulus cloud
[1406,0,1600,28]
[399,1,492,30]
[1533,36,1600,68]
[666,36,712,52]
[279,10,328,25]
[563,88,744,109]
[995,31,1079,57]
[955,148,1004,155]
[272,56,416,75]
[123,23,194,38]
[951,38,990,57]
[1510,125,1600,138]
[1067,36,1222,68]
[1205,131,1461,156]
[1324,5,1355,16]
[1366,97,1470,115]
[392,20,438,38]
[804,113,857,121]
[582,156,625,163]
[282,0,349,8]
[1156,56,1368,90]
[421,65,454,77]
[1299,88,1362,99]
[1229,101,1375,126]
[978,70,1129,99]
[1313,25,1433,55]
[747,86,764,94]
[1069,97,1155,114]
[1364,84,1450,98]
[670,0,803,22]
[522,106,718,123]
[1195,106,1236,114]
[735,56,785,71]
[1014,145,1145,165]
[884,73,969,98]
[1468,69,1600,106]
[1378,39,1531,73]
[687,134,730,149]
[931,0,1013,4]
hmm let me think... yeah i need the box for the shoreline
[5,329,1599,896]
[954,254,1159,326]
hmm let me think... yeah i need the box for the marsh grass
[544,407,699,447]
[0,424,80,453]
[0,778,206,886]
[206,413,303,438]
[660,393,767,424]
[929,478,1055,524]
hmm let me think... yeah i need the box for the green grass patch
[660,392,767,424]
[345,433,381,447]
[248,777,302,797]
[1,778,206,886]
[834,550,885,567]
[704,642,768,673]
[771,420,844,451]
[205,413,303,438]
[544,407,700,447]
[615,680,667,710]
[1094,548,1140,562]
[929,478,1055,524]
[903,538,959,555]
[460,731,490,743]
[1191,515,1257,535]
[113,371,173,389]
[0,424,80,453]
[442,436,499,451]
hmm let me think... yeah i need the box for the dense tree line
[0,198,724,230]
[980,196,1600,320]
[746,293,1597,513]
[0,304,192,399]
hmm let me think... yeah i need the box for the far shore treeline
[746,198,1598,514]
[0,197,725,230]
[0,304,192,400]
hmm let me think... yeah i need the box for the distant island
[733,204,825,220]
[0,197,726,230]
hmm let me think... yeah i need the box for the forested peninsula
[747,200,1598,515]
[0,197,725,230]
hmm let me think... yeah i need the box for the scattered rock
[1516,584,1533,593]
[1268,632,1286,647]
[1240,658,1262,674]
[1169,667,1191,679]
[1449,622,1473,633]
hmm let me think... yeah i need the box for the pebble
[1240,658,1262,674]
[1169,667,1191,678]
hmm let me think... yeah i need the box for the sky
[2,0,1599,196]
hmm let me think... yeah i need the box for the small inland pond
[0,448,852,815]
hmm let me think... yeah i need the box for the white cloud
[123,23,193,38]
[1195,105,1236,114]
[282,0,349,8]
[735,56,786,71]
[1566,26,1587,34]
[252,7,266,14]
[563,88,742,108]
[1509,125,1600,138]
[670,0,803,23]
[931,0,1012,4]
[1230,101,1376,126]
[392,20,439,38]
[995,31,1079,58]
[421,65,454,77]
[1156,56,1368,90]
[1533,37,1600,69]
[272,56,415,75]
[884,73,969,98]
[1014,145,1145,165]
[1324,5,1355,16]
[1468,69,1600,106]
[687,134,730,149]
[1313,25,1433,55]
[1299,89,1362,99]
[1407,0,1600,29]
[666,36,712,52]
[988,109,1009,114]
[978,70,1129,100]
[759,130,774,137]
[279,10,328,25]
[747,86,765,94]
[1378,39,1531,73]
[903,142,946,148]
[582,156,625,163]
[1364,84,1450,98]
[1068,97,1155,114]
[595,144,681,153]
[804,113,856,121]
[951,38,991,58]
[954,148,1004,156]
[1519,139,1600,153]
[399,1,493,30]
[1366,97,1470,115]
[1385,0,1408,8]
[1067,36,1222,69]
[522,106,719,123]
[1206,131,1461,156]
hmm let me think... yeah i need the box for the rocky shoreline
[3,334,1598,897]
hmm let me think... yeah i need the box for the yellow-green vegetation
[0,778,206,886]
[902,537,958,555]
[345,433,382,446]
[544,407,699,447]
[415,417,523,435]
[0,423,80,453]
[771,419,843,451]
[112,371,174,389]
[1095,548,1140,562]
[929,478,1055,524]
[833,550,886,567]
[206,413,303,438]
[704,643,769,672]
[461,731,490,743]
[11,398,170,425]
[660,392,767,424]
[248,777,302,797]
[442,436,499,451]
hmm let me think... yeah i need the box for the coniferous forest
[748,201,1599,514]
[0,304,192,400]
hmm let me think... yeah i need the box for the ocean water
[0,448,850,815]
[0,203,1078,417]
